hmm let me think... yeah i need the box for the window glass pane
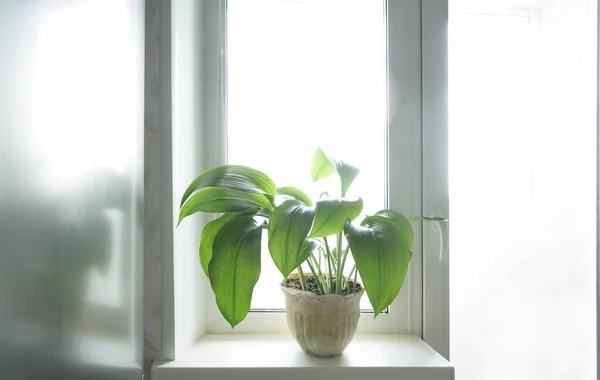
[227,0,386,311]
[449,1,597,379]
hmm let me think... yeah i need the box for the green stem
[323,238,334,292]
[306,258,324,295]
[317,247,330,293]
[297,265,307,291]
[342,264,352,291]
[330,252,338,273]
[336,232,344,294]
[353,265,359,292]
[310,253,326,291]
[337,181,347,293]
[339,245,351,291]
[347,264,357,285]
[316,248,330,293]
[318,248,322,270]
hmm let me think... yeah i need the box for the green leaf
[344,216,412,316]
[268,200,315,278]
[333,161,360,197]
[311,148,336,182]
[180,165,277,208]
[277,186,313,206]
[308,196,363,238]
[375,210,415,248]
[199,210,258,276]
[208,215,262,328]
[311,148,360,196]
[178,187,273,225]
[300,239,320,260]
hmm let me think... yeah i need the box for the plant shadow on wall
[178,148,444,357]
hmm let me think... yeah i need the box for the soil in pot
[281,276,363,295]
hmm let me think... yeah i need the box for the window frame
[203,0,418,335]
[422,0,449,359]
[163,0,449,361]
[193,0,449,343]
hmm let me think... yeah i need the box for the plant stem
[318,248,331,293]
[344,266,356,291]
[323,238,334,292]
[318,248,322,270]
[347,264,356,285]
[297,265,307,291]
[306,258,324,295]
[335,232,344,294]
[339,245,351,291]
[317,248,330,293]
[353,265,358,292]
[330,253,338,273]
[309,253,326,293]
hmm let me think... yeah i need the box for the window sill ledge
[152,333,454,380]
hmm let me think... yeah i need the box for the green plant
[178,148,428,327]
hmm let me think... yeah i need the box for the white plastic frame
[164,0,449,356]
[194,0,450,342]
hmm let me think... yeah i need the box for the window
[192,0,446,336]
[167,0,449,366]
[449,1,597,379]
[227,0,387,312]
[169,0,450,341]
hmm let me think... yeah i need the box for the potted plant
[178,148,422,357]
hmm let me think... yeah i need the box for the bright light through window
[227,0,386,311]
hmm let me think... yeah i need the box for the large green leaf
[375,210,415,248]
[311,148,360,196]
[209,215,262,328]
[199,210,258,276]
[178,187,273,225]
[308,196,363,238]
[300,239,320,260]
[180,165,277,208]
[344,216,412,316]
[268,200,315,278]
[277,186,313,206]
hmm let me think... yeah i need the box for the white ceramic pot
[281,284,365,357]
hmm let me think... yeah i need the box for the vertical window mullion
[386,0,425,337]
[421,0,449,359]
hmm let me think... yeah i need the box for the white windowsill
[152,333,454,380]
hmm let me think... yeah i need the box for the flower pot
[281,279,365,357]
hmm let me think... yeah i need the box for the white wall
[449,0,597,379]
[172,0,233,357]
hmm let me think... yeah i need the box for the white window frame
[166,0,449,361]
[422,0,449,359]
[196,0,449,344]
